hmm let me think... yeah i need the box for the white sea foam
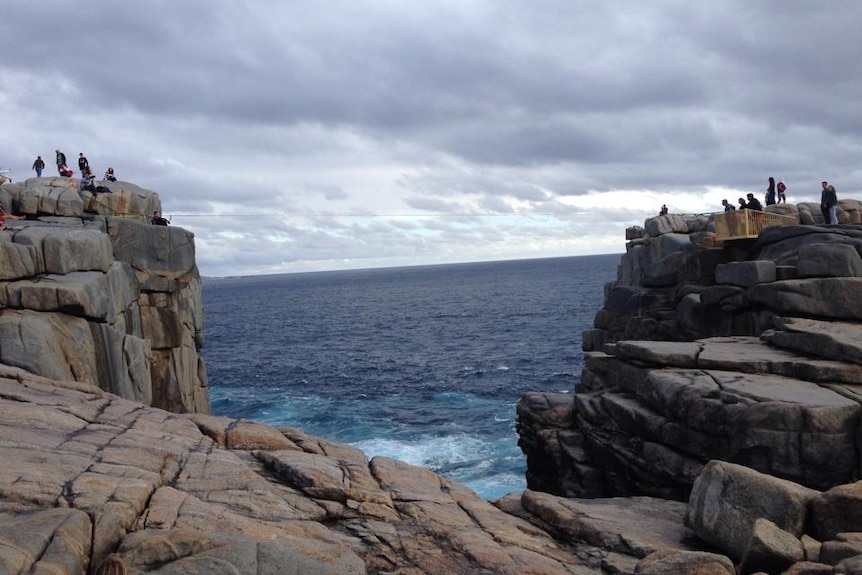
[352,434,488,469]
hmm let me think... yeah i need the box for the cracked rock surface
[0,363,705,574]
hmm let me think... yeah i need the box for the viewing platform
[713,209,799,241]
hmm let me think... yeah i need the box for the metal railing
[713,210,799,240]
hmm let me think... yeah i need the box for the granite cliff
[4,182,862,575]
[0,177,208,413]
[518,200,862,573]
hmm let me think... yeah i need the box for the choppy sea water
[203,254,619,499]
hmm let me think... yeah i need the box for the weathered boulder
[634,549,735,575]
[835,554,862,575]
[12,177,84,217]
[0,236,39,280]
[79,180,161,218]
[737,518,804,575]
[763,317,862,367]
[798,242,862,278]
[520,491,694,558]
[645,214,689,236]
[747,278,862,319]
[809,481,862,540]
[715,260,776,287]
[781,561,835,574]
[819,536,862,566]
[0,508,92,575]
[685,461,818,561]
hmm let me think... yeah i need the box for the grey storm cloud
[2,0,862,275]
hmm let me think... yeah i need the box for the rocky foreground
[4,181,862,574]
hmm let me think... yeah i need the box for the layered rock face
[518,201,862,500]
[0,177,208,413]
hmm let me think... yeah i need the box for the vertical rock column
[107,218,209,413]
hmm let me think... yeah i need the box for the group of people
[721,193,765,212]
[34,151,118,183]
[718,177,840,224]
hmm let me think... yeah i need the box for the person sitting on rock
[151,211,169,226]
[104,167,117,181]
[659,204,668,216]
[744,193,763,211]
[81,173,97,192]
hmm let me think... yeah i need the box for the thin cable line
[166,212,586,218]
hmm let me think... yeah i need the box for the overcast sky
[2,1,861,276]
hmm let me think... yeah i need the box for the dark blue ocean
[202,254,619,499]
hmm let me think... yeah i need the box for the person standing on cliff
[765,177,776,206]
[55,150,67,175]
[821,181,838,224]
[78,153,90,177]
[32,156,45,177]
[777,179,787,204]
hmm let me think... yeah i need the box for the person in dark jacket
[55,150,67,175]
[32,156,45,177]
[765,177,776,206]
[821,181,838,224]
[151,211,169,226]
[745,193,763,211]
